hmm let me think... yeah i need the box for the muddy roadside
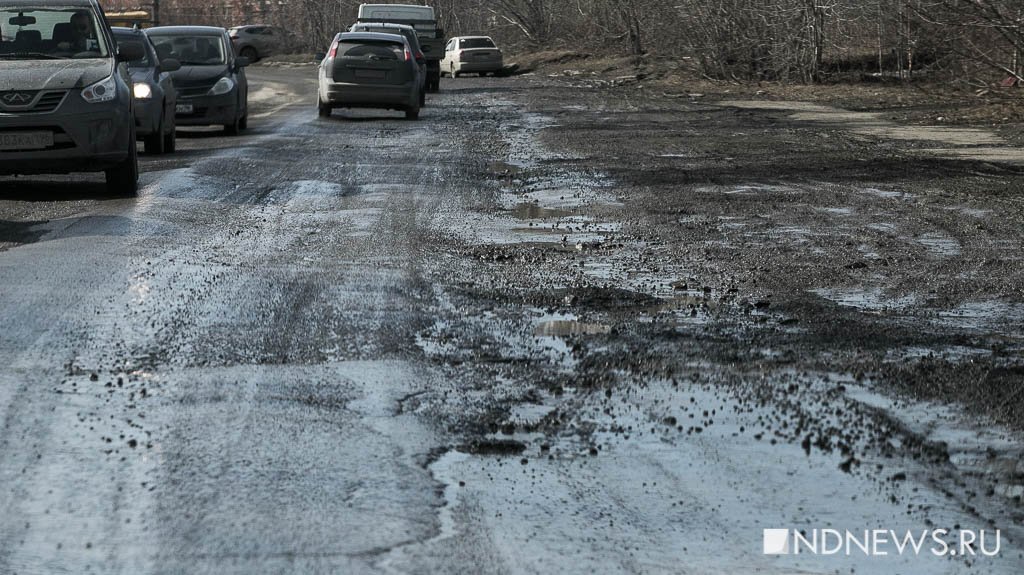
[507,51,1024,145]
[407,69,1024,562]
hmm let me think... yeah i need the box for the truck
[356,4,444,92]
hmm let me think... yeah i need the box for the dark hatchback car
[146,26,249,134]
[318,32,421,120]
[0,0,144,194]
[112,26,179,154]
[349,22,425,107]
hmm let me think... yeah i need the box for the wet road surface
[1,66,1023,573]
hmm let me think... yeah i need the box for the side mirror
[159,58,181,73]
[117,42,145,62]
[234,57,250,68]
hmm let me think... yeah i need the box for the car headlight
[133,82,153,99]
[81,75,117,103]
[208,77,235,96]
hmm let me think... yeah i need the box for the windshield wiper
[0,52,68,60]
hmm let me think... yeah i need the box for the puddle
[508,402,558,425]
[916,234,961,257]
[534,320,611,337]
[487,161,522,177]
[812,287,918,312]
[932,301,1024,333]
[860,187,915,200]
[697,183,800,196]
[722,100,1007,147]
[509,202,573,220]
[821,207,854,216]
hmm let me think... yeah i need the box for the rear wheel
[419,88,425,107]
[106,130,138,196]
[318,98,331,117]
[405,103,420,121]
[240,46,258,61]
[143,113,165,155]
[239,113,248,130]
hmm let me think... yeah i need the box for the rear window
[461,38,495,49]
[339,40,403,60]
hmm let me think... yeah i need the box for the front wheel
[143,114,165,155]
[163,117,176,153]
[224,114,242,135]
[106,133,138,196]
[405,104,420,121]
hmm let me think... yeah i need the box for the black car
[146,26,249,135]
[0,0,144,194]
[349,22,426,107]
[112,27,179,154]
[318,32,422,121]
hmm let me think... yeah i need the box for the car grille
[32,91,68,113]
[178,85,215,98]
[0,90,68,113]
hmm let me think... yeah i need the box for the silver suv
[0,0,143,194]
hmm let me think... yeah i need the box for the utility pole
[152,0,160,26]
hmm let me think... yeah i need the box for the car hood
[0,59,114,91]
[169,65,228,87]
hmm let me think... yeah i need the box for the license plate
[175,103,194,114]
[355,70,386,80]
[0,131,53,151]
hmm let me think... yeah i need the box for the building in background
[102,0,281,28]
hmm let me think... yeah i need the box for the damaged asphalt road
[0,66,1023,574]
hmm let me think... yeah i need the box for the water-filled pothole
[534,320,612,337]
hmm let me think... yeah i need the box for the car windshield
[149,33,225,65]
[0,7,110,59]
[461,38,495,49]
[113,34,151,67]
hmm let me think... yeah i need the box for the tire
[224,113,241,135]
[143,113,165,155]
[164,121,176,153]
[238,113,248,131]
[318,98,331,118]
[419,88,425,107]
[240,46,258,61]
[405,103,420,120]
[106,130,138,196]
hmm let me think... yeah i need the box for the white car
[441,36,503,77]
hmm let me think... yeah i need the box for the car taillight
[415,51,424,61]
[404,47,412,61]
[328,40,339,58]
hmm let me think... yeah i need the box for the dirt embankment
[508,50,1024,144]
